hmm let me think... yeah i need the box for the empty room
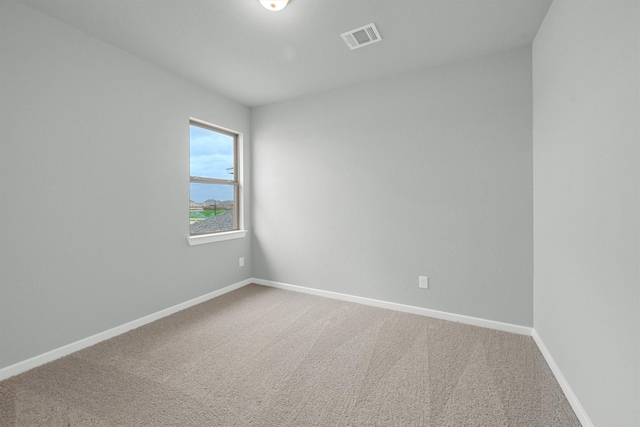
[0,0,638,425]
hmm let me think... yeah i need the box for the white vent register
[341,23,382,50]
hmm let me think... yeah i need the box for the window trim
[187,229,247,246]
[187,118,245,245]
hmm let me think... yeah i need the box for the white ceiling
[16,0,553,107]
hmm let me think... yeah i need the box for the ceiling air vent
[341,23,382,50]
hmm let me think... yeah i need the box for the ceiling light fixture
[259,0,289,12]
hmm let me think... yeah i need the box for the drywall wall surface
[252,47,533,326]
[533,0,640,425]
[0,1,252,370]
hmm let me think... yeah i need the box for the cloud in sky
[190,125,234,179]
[190,125,235,203]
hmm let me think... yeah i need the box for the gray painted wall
[0,1,252,370]
[6,3,636,423]
[533,0,640,425]
[251,48,533,326]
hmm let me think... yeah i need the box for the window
[189,119,242,241]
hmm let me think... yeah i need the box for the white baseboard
[2,275,589,427]
[532,329,593,427]
[0,278,253,381]
[255,279,594,422]
[252,278,533,336]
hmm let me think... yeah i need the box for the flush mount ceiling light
[259,0,289,12]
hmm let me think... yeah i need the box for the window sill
[187,230,247,246]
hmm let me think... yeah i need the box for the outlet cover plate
[419,276,428,289]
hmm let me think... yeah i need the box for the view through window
[189,120,238,235]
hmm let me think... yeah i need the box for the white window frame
[187,118,246,246]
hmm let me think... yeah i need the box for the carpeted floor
[0,284,581,426]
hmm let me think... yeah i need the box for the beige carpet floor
[0,284,580,426]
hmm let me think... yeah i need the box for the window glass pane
[190,182,235,234]
[189,124,234,180]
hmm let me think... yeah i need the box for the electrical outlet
[419,276,428,289]
[239,257,245,267]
